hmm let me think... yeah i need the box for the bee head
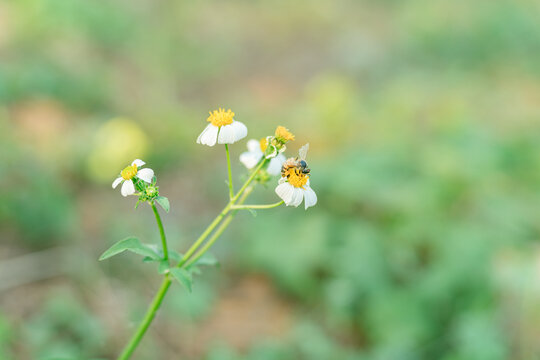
[299,160,307,168]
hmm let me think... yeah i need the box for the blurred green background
[1,0,540,359]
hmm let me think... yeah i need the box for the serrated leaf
[99,237,160,261]
[170,268,193,292]
[155,196,170,213]
[158,259,170,274]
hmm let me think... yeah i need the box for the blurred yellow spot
[259,138,268,152]
[121,164,138,180]
[87,118,148,183]
[208,108,234,127]
[286,168,308,188]
[275,126,295,142]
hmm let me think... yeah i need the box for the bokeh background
[1,0,540,359]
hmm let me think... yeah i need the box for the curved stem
[151,203,168,261]
[231,201,284,210]
[225,144,234,199]
[117,276,172,360]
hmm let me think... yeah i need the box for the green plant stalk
[185,186,255,268]
[225,144,234,199]
[231,200,284,210]
[151,202,169,261]
[116,160,267,359]
[176,158,268,268]
[117,275,172,360]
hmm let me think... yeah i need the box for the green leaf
[158,259,170,274]
[170,268,193,292]
[155,196,170,213]
[99,237,160,261]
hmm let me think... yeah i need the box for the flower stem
[151,202,168,261]
[225,144,234,199]
[232,158,267,202]
[116,276,172,360]
[231,201,284,210]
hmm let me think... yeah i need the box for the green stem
[232,158,267,202]
[176,203,231,268]
[231,201,284,210]
[117,276,172,360]
[225,144,234,199]
[185,187,254,268]
[151,203,168,261]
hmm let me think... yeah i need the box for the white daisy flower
[240,139,286,176]
[275,177,317,210]
[197,108,247,146]
[112,159,155,197]
[274,143,317,209]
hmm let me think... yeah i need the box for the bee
[281,143,311,178]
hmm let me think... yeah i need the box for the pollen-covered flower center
[275,126,295,142]
[208,108,234,127]
[259,138,268,152]
[285,168,308,188]
[121,165,138,180]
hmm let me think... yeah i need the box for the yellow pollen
[259,138,268,152]
[207,108,234,127]
[287,168,308,188]
[121,164,138,180]
[275,126,295,142]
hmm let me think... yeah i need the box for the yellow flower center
[275,126,295,142]
[121,164,138,180]
[286,168,308,188]
[259,138,268,152]
[207,108,234,127]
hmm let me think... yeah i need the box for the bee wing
[298,143,309,160]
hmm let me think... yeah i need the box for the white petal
[275,182,294,205]
[217,124,236,144]
[132,159,145,167]
[231,120,247,141]
[267,154,285,175]
[247,139,261,152]
[239,151,261,169]
[290,187,304,207]
[278,177,287,185]
[112,177,123,189]
[303,185,318,209]
[137,168,154,183]
[121,180,136,197]
[197,124,219,146]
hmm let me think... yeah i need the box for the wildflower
[274,143,316,209]
[240,138,286,176]
[275,174,317,209]
[197,108,247,146]
[263,126,295,159]
[274,126,295,143]
[112,159,154,197]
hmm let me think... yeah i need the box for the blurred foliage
[1,0,540,359]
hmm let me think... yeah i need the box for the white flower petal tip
[217,120,248,144]
[197,124,219,146]
[121,180,136,197]
[240,139,263,170]
[112,177,123,189]
[137,168,154,183]
[132,159,146,167]
[275,178,317,210]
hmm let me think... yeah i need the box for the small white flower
[275,177,317,210]
[197,108,247,146]
[112,159,155,197]
[240,139,285,176]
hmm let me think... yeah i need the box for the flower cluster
[113,109,317,210]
